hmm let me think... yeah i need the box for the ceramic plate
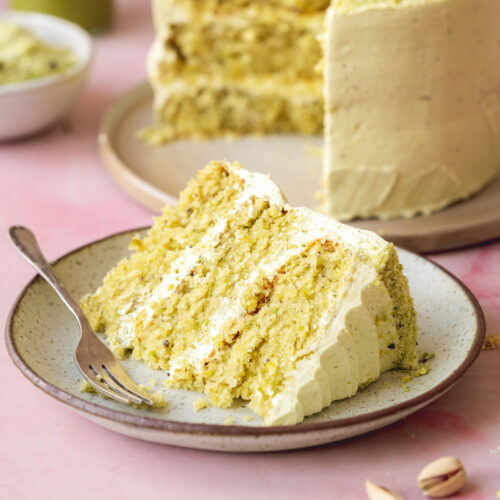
[98,82,500,253]
[6,229,485,452]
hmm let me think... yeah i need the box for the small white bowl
[0,11,93,141]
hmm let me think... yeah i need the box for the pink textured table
[1,2,499,498]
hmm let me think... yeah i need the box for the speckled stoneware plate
[98,82,500,253]
[6,229,485,452]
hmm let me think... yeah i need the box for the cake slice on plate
[81,161,418,425]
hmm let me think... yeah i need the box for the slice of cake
[81,161,418,425]
[143,0,500,221]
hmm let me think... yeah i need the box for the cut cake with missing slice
[81,161,418,425]
[143,0,500,221]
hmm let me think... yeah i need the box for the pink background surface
[1,1,499,498]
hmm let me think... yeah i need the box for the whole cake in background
[143,0,500,221]
[324,0,500,220]
[81,161,418,426]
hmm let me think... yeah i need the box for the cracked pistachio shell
[417,456,466,498]
[365,480,406,500]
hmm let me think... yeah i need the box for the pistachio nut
[417,456,466,498]
[365,479,406,500]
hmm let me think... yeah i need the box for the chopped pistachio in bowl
[0,11,92,141]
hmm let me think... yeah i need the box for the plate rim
[5,227,486,437]
[97,82,179,210]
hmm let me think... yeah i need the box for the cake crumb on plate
[193,398,209,411]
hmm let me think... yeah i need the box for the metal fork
[9,226,153,406]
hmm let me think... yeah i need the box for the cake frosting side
[82,161,418,425]
[324,0,500,220]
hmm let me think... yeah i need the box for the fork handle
[9,226,87,325]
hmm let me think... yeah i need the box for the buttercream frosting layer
[152,0,329,24]
[324,0,500,220]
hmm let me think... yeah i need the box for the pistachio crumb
[413,365,430,377]
[193,397,209,411]
[151,390,167,408]
[421,352,435,362]
[483,335,500,351]
[79,379,95,393]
